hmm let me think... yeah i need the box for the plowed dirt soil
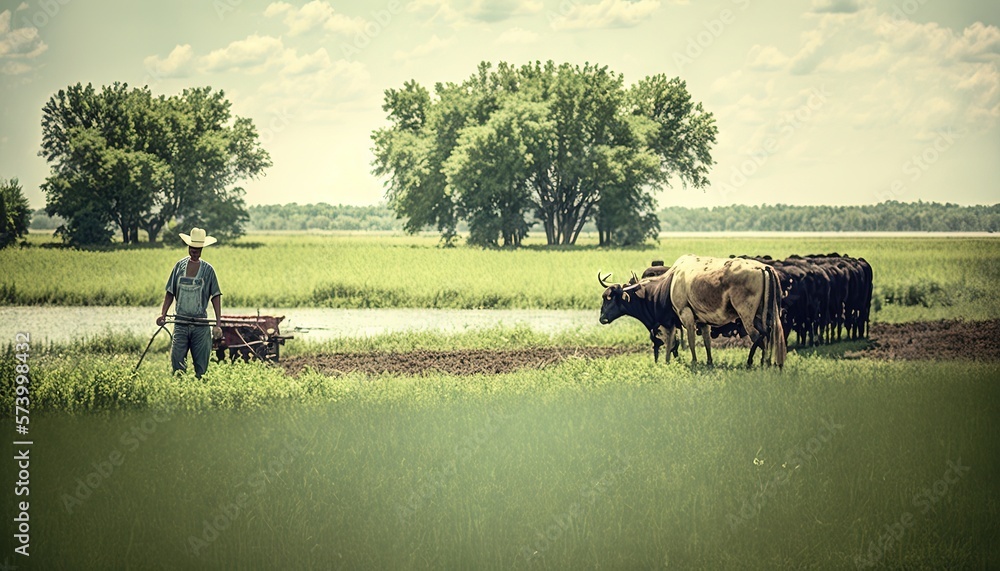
[281,320,1000,377]
[281,346,644,377]
[846,319,1000,361]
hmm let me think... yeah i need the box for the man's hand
[156,315,167,327]
[212,325,223,340]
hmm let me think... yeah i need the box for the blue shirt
[165,257,222,319]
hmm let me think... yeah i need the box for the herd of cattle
[598,253,874,369]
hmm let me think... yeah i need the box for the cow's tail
[765,266,787,368]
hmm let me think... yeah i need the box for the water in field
[0,306,600,343]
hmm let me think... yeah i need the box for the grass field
[1,233,998,322]
[2,342,997,569]
[2,233,998,568]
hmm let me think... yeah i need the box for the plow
[212,314,293,363]
[135,313,293,372]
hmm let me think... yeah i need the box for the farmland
[1,233,999,568]
[2,337,999,569]
[2,233,999,322]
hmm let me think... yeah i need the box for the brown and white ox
[599,255,787,368]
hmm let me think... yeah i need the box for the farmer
[156,227,223,378]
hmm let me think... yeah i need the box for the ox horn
[598,272,613,288]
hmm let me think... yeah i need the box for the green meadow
[2,233,998,568]
[2,233,999,322]
[2,341,998,569]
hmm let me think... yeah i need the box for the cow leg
[678,307,699,365]
[658,325,675,364]
[701,324,713,367]
[738,310,766,368]
[649,327,668,364]
[747,318,765,368]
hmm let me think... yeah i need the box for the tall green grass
[2,233,998,321]
[4,354,997,569]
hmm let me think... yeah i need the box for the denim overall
[171,258,212,378]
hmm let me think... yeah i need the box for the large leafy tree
[0,178,32,249]
[444,99,549,247]
[40,83,270,245]
[372,61,717,247]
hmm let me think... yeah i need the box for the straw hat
[179,227,218,248]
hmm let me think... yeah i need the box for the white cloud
[714,6,1000,144]
[948,22,1000,63]
[261,57,370,101]
[0,9,47,75]
[496,26,539,44]
[470,0,543,22]
[1,60,31,75]
[263,2,292,18]
[264,0,367,36]
[139,34,372,122]
[393,34,453,61]
[746,45,789,71]
[278,47,332,76]
[810,0,864,14]
[199,34,285,73]
[143,44,194,79]
[409,0,542,25]
[549,0,660,31]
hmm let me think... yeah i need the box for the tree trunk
[560,209,576,245]
[118,219,130,244]
[542,213,556,246]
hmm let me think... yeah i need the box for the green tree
[372,79,460,242]
[444,99,549,247]
[41,83,167,244]
[373,61,717,247]
[151,89,270,242]
[0,178,32,249]
[40,83,270,245]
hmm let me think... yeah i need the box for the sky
[0,0,998,211]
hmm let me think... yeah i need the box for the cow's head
[598,272,640,325]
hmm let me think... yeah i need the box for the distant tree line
[27,201,1000,236]
[206,200,1000,234]
[247,203,405,232]
[29,208,63,230]
[658,202,1000,232]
